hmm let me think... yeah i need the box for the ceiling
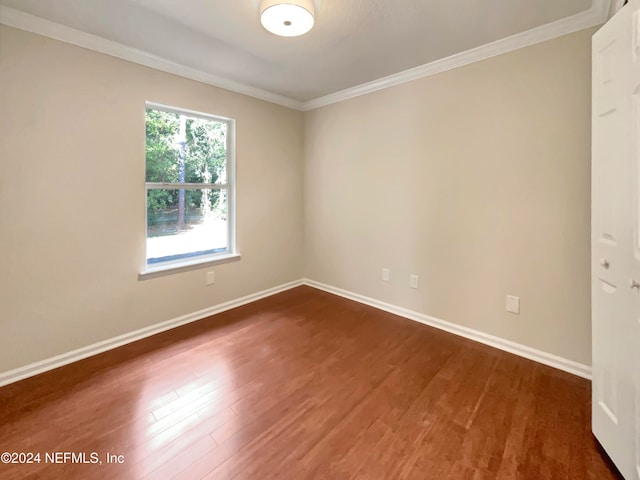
[0,0,606,106]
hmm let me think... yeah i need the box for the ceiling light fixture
[260,0,315,37]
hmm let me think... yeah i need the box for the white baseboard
[0,278,592,387]
[303,279,592,380]
[0,280,304,387]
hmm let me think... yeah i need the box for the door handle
[600,258,610,269]
[631,279,640,290]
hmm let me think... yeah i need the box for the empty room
[0,0,637,479]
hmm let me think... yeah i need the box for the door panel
[631,5,640,478]
[637,328,640,479]
[592,4,637,479]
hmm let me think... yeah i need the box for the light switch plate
[206,271,215,286]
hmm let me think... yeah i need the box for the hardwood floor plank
[0,286,622,479]
[142,434,218,480]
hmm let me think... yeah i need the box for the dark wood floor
[0,286,622,479]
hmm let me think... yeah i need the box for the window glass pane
[146,188,228,264]
[145,108,227,184]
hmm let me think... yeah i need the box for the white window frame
[140,102,239,278]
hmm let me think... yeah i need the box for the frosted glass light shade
[260,0,315,37]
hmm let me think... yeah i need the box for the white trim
[0,280,303,387]
[0,278,592,387]
[146,101,235,123]
[226,116,237,261]
[303,279,593,380]
[142,101,237,275]
[610,0,627,17]
[139,253,242,279]
[145,183,229,190]
[301,0,611,110]
[0,6,304,111]
[0,2,609,112]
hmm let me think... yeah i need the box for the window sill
[138,253,241,280]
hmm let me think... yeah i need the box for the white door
[629,3,640,478]
[592,3,637,479]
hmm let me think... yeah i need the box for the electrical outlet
[382,268,390,282]
[206,271,215,286]
[506,295,520,314]
[410,275,419,289]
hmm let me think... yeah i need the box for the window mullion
[146,183,227,190]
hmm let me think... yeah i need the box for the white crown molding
[0,1,610,111]
[0,6,305,111]
[609,0,626,18]
[303,279,592,379]
[301,0,611,110]
[0,280,304,387]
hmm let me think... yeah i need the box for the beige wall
[304,29,594,365]
[0,26,304,372]
[0,24,595,374]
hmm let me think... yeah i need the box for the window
[144,102,235,271]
